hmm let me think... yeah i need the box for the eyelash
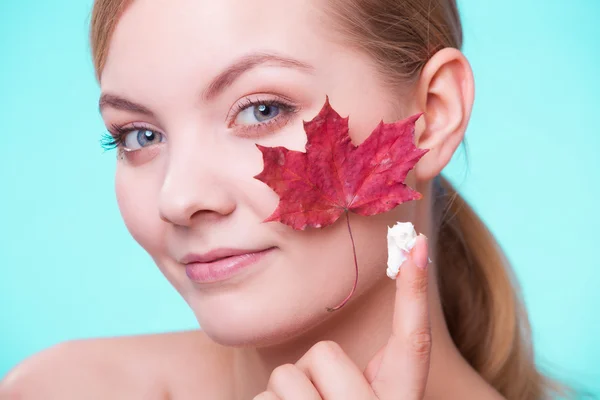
[100,97,298,152]
[100,123,148,151]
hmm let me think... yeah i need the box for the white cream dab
[386,221,418,279]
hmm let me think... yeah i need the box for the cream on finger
[386,221,418,279]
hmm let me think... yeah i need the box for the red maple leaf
[254,97,428,311]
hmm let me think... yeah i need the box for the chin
[189,297,325,348]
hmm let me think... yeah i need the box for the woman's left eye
[233,101,286,126]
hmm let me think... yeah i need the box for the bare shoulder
[0,330,234,400]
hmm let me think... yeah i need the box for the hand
[253,235,431,400]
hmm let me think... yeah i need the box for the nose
[158,144,236,227]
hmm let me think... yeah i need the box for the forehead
[101,0,338,92]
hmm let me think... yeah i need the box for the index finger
[369,234,431,400]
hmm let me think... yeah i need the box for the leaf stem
[326,210,358,312]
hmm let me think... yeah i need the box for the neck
[232,183,503,399]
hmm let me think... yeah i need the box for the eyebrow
[202,52,315,100]
[99,94,155,116]
[99,52,314,115]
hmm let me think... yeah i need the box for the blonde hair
[90,1,562,398]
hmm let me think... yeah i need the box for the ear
[410,48,475,181]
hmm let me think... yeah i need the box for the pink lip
[183,247,275,283]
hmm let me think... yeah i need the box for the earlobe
[411,48,475,181]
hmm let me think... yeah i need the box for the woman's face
[100,0,418,346]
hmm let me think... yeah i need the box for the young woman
[1,0,561,398]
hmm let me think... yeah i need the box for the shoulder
[0,330,234,400]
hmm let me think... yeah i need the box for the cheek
[241,178,281,226]
[287,203,414,299]
[274,214,387,308]
[227,144,284,222]
[115,168,165,257]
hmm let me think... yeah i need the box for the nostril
[157,164,237,226]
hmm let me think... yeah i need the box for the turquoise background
[1,0,598,396]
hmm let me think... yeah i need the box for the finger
[370,234,431,400]
[363,343,384,384]
[266,363,322,400]
[364,236,430,384]
[253,392,282,400]
[295,341,376,400]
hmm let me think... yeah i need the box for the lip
[183,247,275,284]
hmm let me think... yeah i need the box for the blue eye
[235,102,281,125]
[122,129,164,150]
[101,125,165,152]
[254,104,280,121]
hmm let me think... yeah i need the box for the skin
[0,0,507,398]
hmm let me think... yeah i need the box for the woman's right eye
[101,125,165,152]
[121,128,165,151]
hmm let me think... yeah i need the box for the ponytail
[434,175,562,399]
